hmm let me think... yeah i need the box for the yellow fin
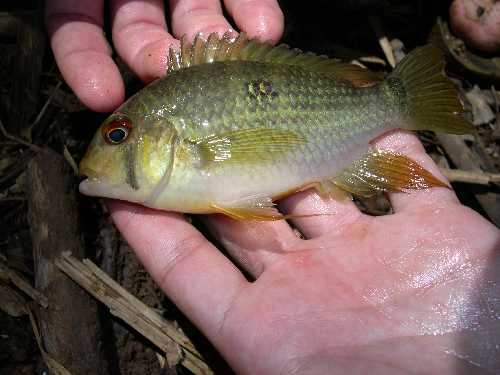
[210,196,283,220]
[210,196,327,221]
[315,181,352,201]
[210,205,326,221]
[211,204,284,221]
[191,128,305,165]
[167,32,382,87]
[332,148,449,197]
[388,45,473,134]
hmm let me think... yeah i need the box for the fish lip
[79,176,146,205]
[78,165,115,197]
[79,177,107,197]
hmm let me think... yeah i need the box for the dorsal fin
[167,32,382,87]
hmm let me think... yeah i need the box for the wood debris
[56,252,213,375]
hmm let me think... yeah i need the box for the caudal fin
[388,45,473,134]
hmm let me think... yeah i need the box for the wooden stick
[26,149,109,374]
[0,263,48,307]
[440,168,500,185]
[28,308,72,375]
[437,134,500,226]
[56,252,213,375]
[369,15,396,68]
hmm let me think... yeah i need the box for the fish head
[79,110,177,205]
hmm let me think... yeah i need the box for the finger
[278,189,364,239]
[170,0,233,40]
[107,200,248,338]
[223,0,284,41]
[111,0,178,82]
[202,215,301,277]
[373,130,460,212]
[45,0,125,112]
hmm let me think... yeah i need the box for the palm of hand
[112,193,499,374]
[215,204,499,374]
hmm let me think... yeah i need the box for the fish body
[80,33,471,220]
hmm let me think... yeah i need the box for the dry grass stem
[63,145,79,175]
[440,167,500,185]
[0,262,48,307]
[28,308,73,375]
[0,119,41,151]
[30,80,62,131]
[369,15,396,68]
[55,252,213,375]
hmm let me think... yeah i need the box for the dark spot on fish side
[384,77,407,110]
[247,79,278,102]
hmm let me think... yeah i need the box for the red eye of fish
[102,117,133,145]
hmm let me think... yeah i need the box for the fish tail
[386,45,473,134]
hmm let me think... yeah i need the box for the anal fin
[332,148,449,197]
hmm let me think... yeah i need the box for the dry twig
[30,80,62,131]
[56,252,213,375]
[0,262,48,307]
[437,134,500,226]
[63,145,79,175]
[28,308,73,375]
[27,149,109,373]
[440,168,500,185]
[0,119,41,151]
[369,15,396,68]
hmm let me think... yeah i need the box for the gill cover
[80,113,177,204]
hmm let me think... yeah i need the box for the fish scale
[129,61,400,208]
[159,62,390,140]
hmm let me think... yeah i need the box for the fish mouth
[78,166,118,198]
[79,169,145,204]
[79,174,118,198]
[79,165,107,197]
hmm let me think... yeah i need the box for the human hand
[45,0,284,112]
[46,2,500,372]
[109,131,500,374]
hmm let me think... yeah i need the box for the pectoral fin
[192,128,305,166]
[332,148,449,197]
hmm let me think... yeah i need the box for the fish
[79,32,472,220]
